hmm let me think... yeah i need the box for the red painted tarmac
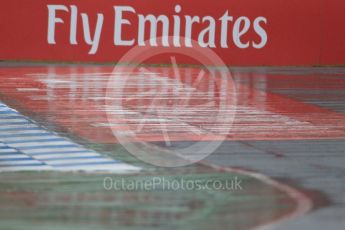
[1,66,345,145]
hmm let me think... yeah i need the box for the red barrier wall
[320,0,345,65]
[0,0,344,66]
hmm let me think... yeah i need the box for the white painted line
[34,153,100,160]
[0,119,28,123]
[0,155,31,159]
[0,149,17,153]
[16,88,40,92]
[24,147,85,154]
[0,102,141,173]
[2,130,50,135]
[2,135,60,142]
[0,124,37,130]
[0,115,28,119]
[9,141,74,148]
[201,162,313,230]
[47,158,115,165]
[0,160,43,165]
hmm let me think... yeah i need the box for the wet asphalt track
[0,63,345,229]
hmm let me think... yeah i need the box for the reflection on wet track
[1,65,345,229]
[1,66,344,145]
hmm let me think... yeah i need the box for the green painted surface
[0,165,295,230]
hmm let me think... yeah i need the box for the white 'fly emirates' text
[47,4,268,54]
